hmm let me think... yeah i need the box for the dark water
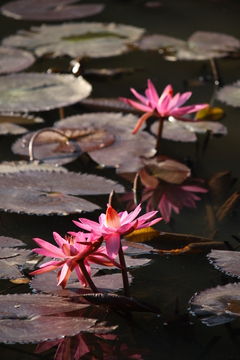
[0,0,240,359]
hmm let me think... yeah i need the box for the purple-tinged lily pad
[0,236,26,248]
[0,73,92,113]
[0,46,35,74]
[1,0,104,21]
[54,113,156,171]
[151,118,227,142]
[0,170,124,215]
[0,293,95,344]
[208,250,240,279]
[2,22,145,59]
[12,126,115,165]
[188,31,240,53]
[31,270,132,297]
[217,81,240,107]
[189,282,240,326]
[0,247,33,279]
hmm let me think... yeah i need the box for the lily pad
[151,118,227,142]
[0,160,68,174]
[0,73,92,113]
[189,282,240,326]
[0,46,35,74]
[208,250,240,279]
[217,81,240,107]
[138,31,239,60]
[0,170,124,215]
[0,236,26,248]
[12,126,115,165]
[0,247,33,279]
[1,0,104,21]
[31,270,132,297]
[0,122,28,135]
[0,293,95,344]
[0,113,44,125]
[54,113,156,170]
[2,22,145,59]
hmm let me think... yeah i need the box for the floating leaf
[12,126,115,165]
[0,46,35,74]
[189,282,240,326]
[0,160,68,174]
[188,31,240,53]
[0,235,26,248]
[138,156,191,185]
[0,113,44,125]
[0,293,95,343]
[0,73,92,113]
[54,113,156,170]
[1,0,104,21]
[2,22,145,59]
[0,122,27,135]
[151,118,227,142]
[0,170,124,215]
[225,300,240,316]
[31,270,132,297]
[138,31,239,60]
[80,97,141,115]
[0,247,33,279]
[217,80,240,107]
[208,249,240,279]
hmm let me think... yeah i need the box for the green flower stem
[118,242,130,298]
[155,116,164,153]
[78,260,99,293]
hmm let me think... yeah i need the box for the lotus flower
[120,79,208,148]
[73,204,161,259]
[30,231,121,290]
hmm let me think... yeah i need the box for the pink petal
[158,93,172,115]
[33,238,64,258]
[106,232,121,259]
[180,185,208,192]
[121,97,153,113]
[30,260,64,276]
[58,260,75,288]
[121,203,142,224]
[73,218,102,234]
[132,111,155,134]
[171,103,208,116]
[147,79,160,103]
[106,206,121,229]
[75,265,86,286]
[53,232,66,248]
[159,193,172,223]
[158,84,173,105]
[130,87,149,105]
[172,91,192,109]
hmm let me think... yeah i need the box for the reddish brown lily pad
[189,282,240,326]
[1,0,104,21]
[0,72,92,113]
[0,170,124,215]
[0,236,26,248]
[0,293,95,344]
[12,126,115,165]
[0,247,33,279]
[0,46,35,74]
[54,113,156,171]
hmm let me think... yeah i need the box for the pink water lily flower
[30,231,122,290]
[73,204,161,259]
[120,79,208,134]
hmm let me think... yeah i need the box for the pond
[0,0,240,359]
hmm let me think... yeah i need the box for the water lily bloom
[30,231,122,290]
[73,204,161,259]
[120,79,208,134]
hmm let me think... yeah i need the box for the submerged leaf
[208,249,240,279]
[0,73,92,113]
[0,293,95,343]
[0,46,35,74]
[0,170,124,215]
[2,22,145,59]
[1,0,104,21]
[189,282,240,326]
